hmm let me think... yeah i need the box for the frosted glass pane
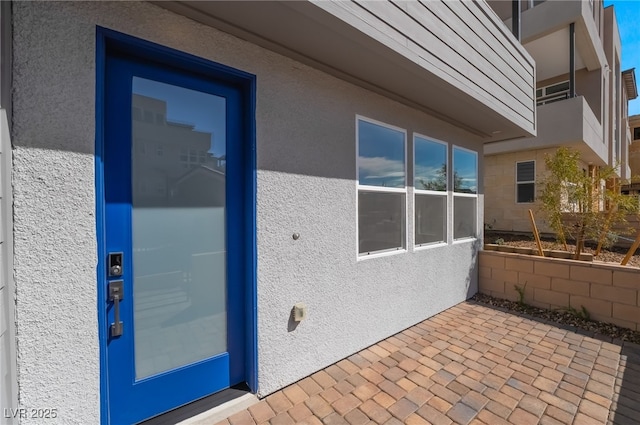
[415,194,446,245]
[454,196,476,240]
[131,77,227,379]
[358,191,406,254]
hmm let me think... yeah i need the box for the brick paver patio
[216,302,640,425]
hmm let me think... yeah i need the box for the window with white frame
[536,80,570,106]
[414,135,447,246]
[452,146,478,240]
[357,117,406,256]
[516,161,535,203]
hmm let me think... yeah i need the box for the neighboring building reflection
[131,94,225,208]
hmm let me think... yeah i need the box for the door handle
[109,280,124,337]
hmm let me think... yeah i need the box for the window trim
[515,160,536,204]
[356,115,408,260]
[452,145,478,241]
[536,80,570,106]
[413,133,448,250]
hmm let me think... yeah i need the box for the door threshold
[176,393,258,425]
[140,385,258,425]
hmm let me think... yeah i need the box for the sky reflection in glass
[453,147,477,194]
[133,77,226,157]
[415,136,447,191]
[358,120,405,188]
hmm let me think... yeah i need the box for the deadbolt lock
[108,252,123,277]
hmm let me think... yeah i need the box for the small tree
[418,163,463,192]
[540,147,638,259]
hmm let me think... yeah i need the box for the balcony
[536,80,570,106]
[485,95,606,166]
[491,0,606,80]
[156,0,535,141]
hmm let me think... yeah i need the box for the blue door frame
[95,27,257,424]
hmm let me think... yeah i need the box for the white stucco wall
[12,1,485,423]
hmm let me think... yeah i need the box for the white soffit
[154,1,535,140]
[525,28,586,82]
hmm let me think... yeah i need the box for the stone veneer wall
[479,251,640,331]
[484,147,564,233]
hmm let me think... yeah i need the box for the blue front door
[99,32,255,424]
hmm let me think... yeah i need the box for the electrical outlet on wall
[293,303,307,322]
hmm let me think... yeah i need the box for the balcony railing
[536,91,570,106]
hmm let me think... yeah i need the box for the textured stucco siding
[12,1,100,422]
[12,1,485,423]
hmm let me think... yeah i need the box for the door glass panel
[131,77,227,379]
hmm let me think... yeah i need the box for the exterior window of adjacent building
[634,126,640,141]
[516,161,535,203]
[560,182,580,212]
[414,135,447,247]
[536,81,570,106]
[453,146,477,240]
[357,117,406,256]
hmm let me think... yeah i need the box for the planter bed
[484,243,593,261]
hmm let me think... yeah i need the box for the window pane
[454,196,476,239]
[415,136,446,191]
[358,191,405,254]
[517,183,535,203]
[358,120,405,188]
[453,148,477,194]
[546,81,570,95]
[516,161,535,182]
[415,194,446,245]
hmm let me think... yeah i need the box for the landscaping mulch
[485,231,640,268]
[472,292,640,345]
[479,232,640,346]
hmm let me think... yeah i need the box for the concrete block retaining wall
[479,250,640,331]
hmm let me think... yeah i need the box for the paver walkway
[216,302,640,425]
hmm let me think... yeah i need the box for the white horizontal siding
[322,0,535,129]
[412,1,532,98]
[0,109,16,424]
[0,284,8,416]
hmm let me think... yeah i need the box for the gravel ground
[472,293,640,344]
[485,231,640,268]
[481,231,640,343]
